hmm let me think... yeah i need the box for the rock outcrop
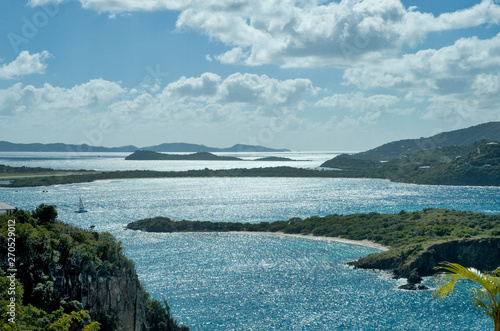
[81,274,146,330]
[20,250,149,330]
[351,238,500,284]
[398,238,500,278]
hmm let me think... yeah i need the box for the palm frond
[434,262,496,290]
[433,262,476,299]
[471,288,495,316]
[432,273,464,299]
[433,262,500,319]
[433,262,500,329]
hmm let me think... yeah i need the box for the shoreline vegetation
[126,209,500,289]
[1,139,498,187]
[0,155,498,187]
[0,205,188,330]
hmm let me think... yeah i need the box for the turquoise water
[2,177,499,329]
[127,231,484,330]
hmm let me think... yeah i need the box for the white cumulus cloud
[165,72,221,98]
[343,33,500,90]
[0,78,126,116]
[218,72,315,106]
[342,32,500,120]
[315,92,399,113]
[28,0,500,68]
[0,51,51,80]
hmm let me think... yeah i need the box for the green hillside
[321,140,500,186]
[344,122,500,162]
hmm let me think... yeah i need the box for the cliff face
[1,205,186,330]
[10,237,149,330]
[12,231,149,329]
[48,271,147,330]
[352,238,500,281]
[85,276,146,330]
[399,238,500,278]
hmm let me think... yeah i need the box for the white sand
[229,231,389,251]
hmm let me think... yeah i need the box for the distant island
[125,151,243,161]
[1,122,499,187]
[126,208,500,290]
[144,143,290,153]
[0,141,290,153]
[254,156,296,162]
[125,150,296,161]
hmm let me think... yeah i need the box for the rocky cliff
[0,205,186,330]
[351,238,500,283]
[48,272,147,330]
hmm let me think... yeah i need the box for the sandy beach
[229,231,389,251]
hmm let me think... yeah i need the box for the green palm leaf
[432,262,500,330]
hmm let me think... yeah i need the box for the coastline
[126,210,500,284]
[228,231,389,250]
[2,162,499,187]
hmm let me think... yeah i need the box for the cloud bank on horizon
[1,0,499,150]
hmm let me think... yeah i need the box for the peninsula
[335,121,500,162]
[321,140,500,186]
[126,208,500,289]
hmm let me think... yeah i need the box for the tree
[48,310,100,331]
[432,262,500,331]
[32,204,58,224]
[145,298,187,331]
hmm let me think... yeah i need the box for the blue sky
[1,0,499,151]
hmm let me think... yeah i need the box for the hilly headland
[337,121,500,162]
[321,140,500,186]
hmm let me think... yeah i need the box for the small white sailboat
[75,196,88,213]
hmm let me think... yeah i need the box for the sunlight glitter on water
[1,177,499,330]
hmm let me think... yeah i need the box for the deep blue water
[1,177,499,330]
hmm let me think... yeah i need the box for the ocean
[1,152,499,330]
